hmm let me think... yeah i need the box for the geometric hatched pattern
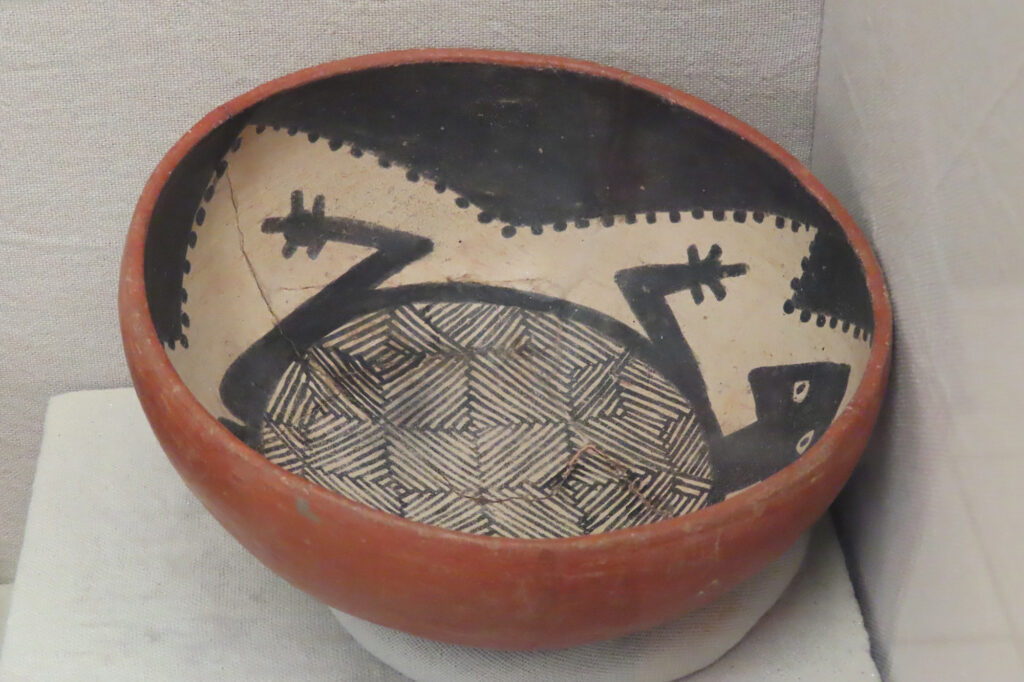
[259,301,712,538]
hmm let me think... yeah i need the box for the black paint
[709,361,851,501]
[240,63,869,331]
[222,208,434,430]
[259,190,431,261]
[257,299,713,537]
[614,244,749,437]
[221,281,710,446]
[145,113,248,345]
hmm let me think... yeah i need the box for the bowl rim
[120,47,893,550]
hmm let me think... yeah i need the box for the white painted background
[2,1,1022,678]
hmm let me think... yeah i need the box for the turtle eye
[792,379,810,404]
[795,429,815,455]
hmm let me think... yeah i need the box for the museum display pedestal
[0,389,878,681]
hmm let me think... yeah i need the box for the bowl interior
[144,61,874,539]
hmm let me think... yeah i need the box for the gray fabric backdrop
[812,0,1024,677]
[0,0,825,583]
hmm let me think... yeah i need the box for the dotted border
[783,252,872,344]
[175,122,871,348]
[265,121,483,217]
[172,132,245,350]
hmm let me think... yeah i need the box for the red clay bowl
[120,49,891,650]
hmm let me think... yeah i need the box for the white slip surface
[0,389,878,681]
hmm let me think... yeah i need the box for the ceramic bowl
[120,49,891,650]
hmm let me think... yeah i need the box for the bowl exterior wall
[120,48,892,650]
